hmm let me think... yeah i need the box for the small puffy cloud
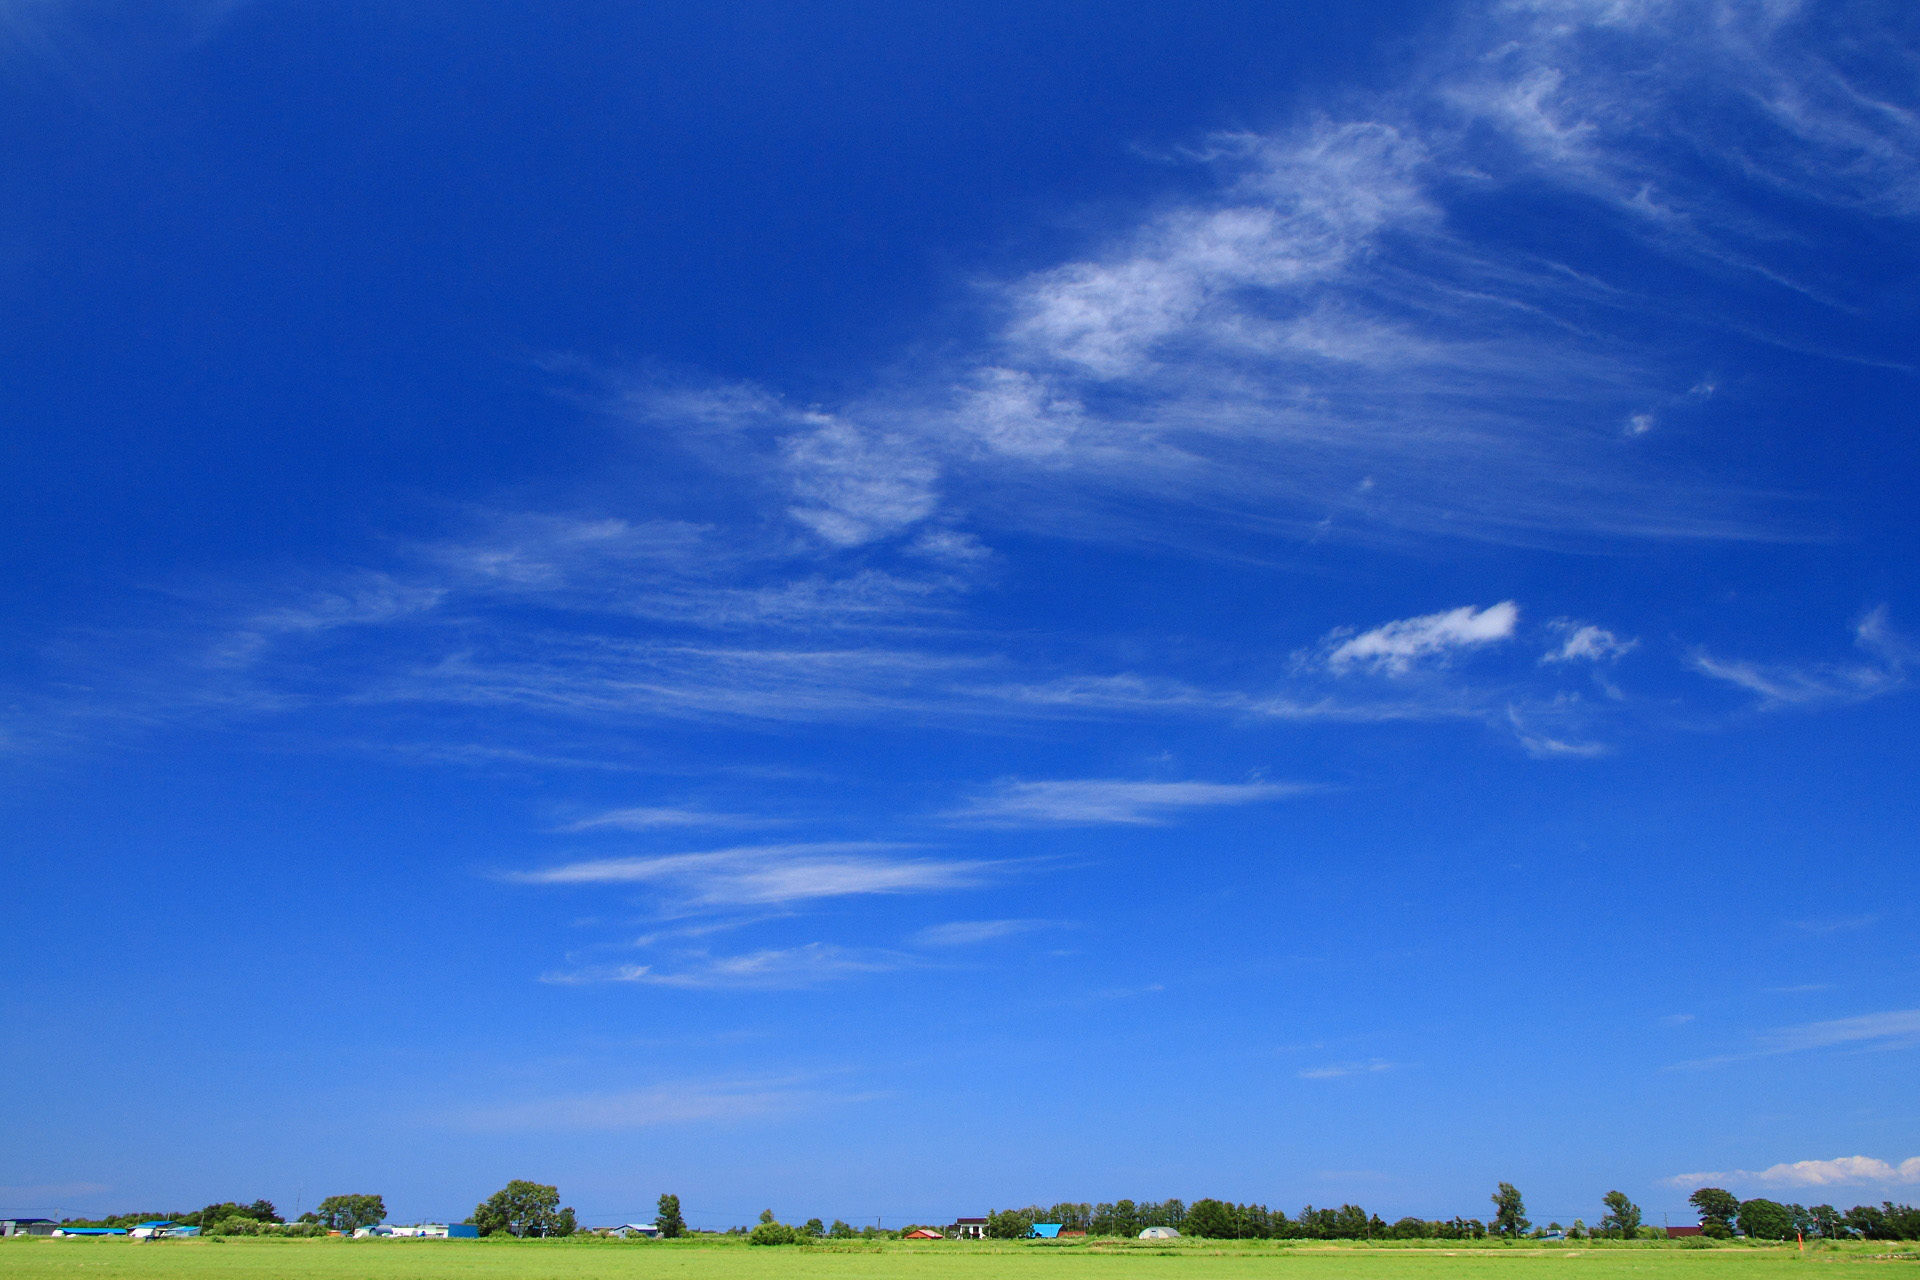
[912,919,1049,947]
[1666,1156,1920,1189]
[946,777,1309,826]
[1325,602,1519,675]
[1542,621,1637,664]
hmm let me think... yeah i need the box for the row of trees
[981,1199,1484,1241]
[1689,1188,1920,1241]
[956,1186,1920,1244]
[56,1195,379,1235]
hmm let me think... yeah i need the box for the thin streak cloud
[945,777,1311,826]
[510,843,999,908]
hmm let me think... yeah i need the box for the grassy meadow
[2,1236,1913,1280]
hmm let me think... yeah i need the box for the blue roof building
[1029,1224,1063,1239]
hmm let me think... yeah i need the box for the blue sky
[2,0,1917,1232]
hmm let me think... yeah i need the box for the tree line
[1688,1188,1920,1242]
[963,1184,1920,1243]
[49,1182,1920,1243]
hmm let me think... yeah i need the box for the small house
[610,1223,662,1239]
[951,1218,988,1239]
[904,1229,946,1240]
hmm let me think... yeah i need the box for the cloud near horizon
[1667,1156,1920,1189]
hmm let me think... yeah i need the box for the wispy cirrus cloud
[510,843,997,909]
[944,777,1311,826]
[1299,1059,1396,1080]
[558,806,782,833]
[1673,1008,1920,1070]
[1691,607,1912,710]
[1666,1156,1920,1190]
[911,918,1052,947]
[540,942,907,990]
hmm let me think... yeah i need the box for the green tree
[829,1220,856,1239]
[1689,1188,1739,1236]
[1599,1191,1641,1240]
[748,1221,797,1246]
[986,1208,1034,1239]
[655,1194,686,1239]
[1184,1200,1237,1239]
[314,1195,386,1232]
[1736,1199,1793,1241]
[801,1218,825,1238]
[1492,1184,1530,1238]
[471,1181,576,1238]
[1808,1205,1842,1239]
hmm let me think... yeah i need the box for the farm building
[904,1229,946,1239]
[1139,1226,1180,1239]
[1666,1226,1704,1238]
[1030,1224,1063,1238]
[608,1223,662,1238]
[51,1228,127,1237]
[1,1220,56,1237]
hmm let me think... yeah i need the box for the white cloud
[511,843,997,908]
[1326,602,1520,675]
[782,415,940,547]
[911,919,1050,947]
[541,942,905,990]
[559,806,777,832]
[945,777,1309,826]
[1667,1156,1920,1189]
[1543,621,1637,664]
[1299,1059,1396,1080]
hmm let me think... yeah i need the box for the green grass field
[2,1237,1912,1280]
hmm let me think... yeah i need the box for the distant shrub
[749,1223,798,1246]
